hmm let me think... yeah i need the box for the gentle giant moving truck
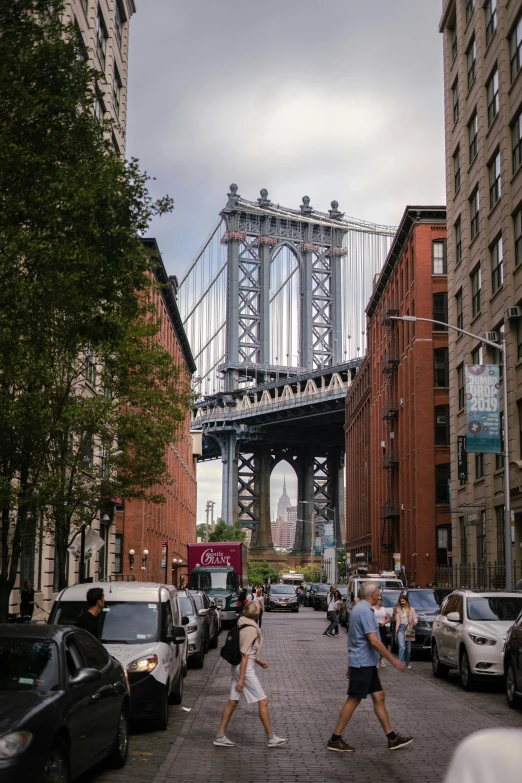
[187,542,247,625]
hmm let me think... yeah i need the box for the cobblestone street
[84,608,522,783]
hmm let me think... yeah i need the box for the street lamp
[299,500,315,566]
[390,315,512,590]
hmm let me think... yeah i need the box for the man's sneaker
[407,665,412,669]
[213,735,235,747]
[327,737,355,753]
[267,735,288,748]
[388,735,413,751]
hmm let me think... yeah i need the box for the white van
[49,582,187,730]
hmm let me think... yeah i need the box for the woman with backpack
[214,600,287,748]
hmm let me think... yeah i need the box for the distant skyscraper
[276,476,291,521]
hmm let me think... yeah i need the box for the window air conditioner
[484,331,499,343]
[506,306,522,320]
[380,441,386,448]
[401,504,405,511]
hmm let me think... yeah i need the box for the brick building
[116,239,198,583]
[345,356,372,565]
[348,206,450,587]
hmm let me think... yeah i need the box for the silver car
[179,590,206,669]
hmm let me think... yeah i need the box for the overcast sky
[126,0,447,523]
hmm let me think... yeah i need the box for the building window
[460,455,468,485]
[456,288,463,331]
[466,0,474,24]
[460,517,468,564]
[435,405,450,445]
[452,79,459,124]
[469,112,478,162]
[96,7,108,70]
[518,318,522,361]
[455,218,462,265]
[94,91,104,124]
[485,0,497,46]
[458,364,465,409]
[477,510,487,563]
[475,452,484,479]
[471,344,483,365]
[434,348,449,387]
[115,1,125,49]
[510,15,522,83]
[82,0,88,15]
[495,410,505,469]
[486,68,499,127]
[454,147,461,193]
[435,463,450,504]
[84,349,97,385]
[489,151,501,209]
[451,25,457,61]
[113,67,122,117]
[81,434,94,469]
[512,109,522,173]
[515,207,522,266]
[467,37,476,90]
[496,505,505,564]
[470,188,480,241]
[471,264,481,316]
[491,235,503,293]
[433,293,448,329]
[432,240,446,274]
[114,533,123,574]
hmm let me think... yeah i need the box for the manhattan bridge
[179,185,396,558]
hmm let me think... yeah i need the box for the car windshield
[317,585,331,593]
[381,591,401,608]
[0,639,58,692]
[467,596,522,622]
[378,580,403,589]
[189,571,237,591]
[271,585,295,594]
[52,600,160,643]
[190,593,204,609]
[337,586,347,595]
[407,591,440,611]
[179,597,195,616]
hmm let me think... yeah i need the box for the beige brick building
[440,0,522,582]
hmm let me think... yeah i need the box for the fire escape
[380,302,399,553]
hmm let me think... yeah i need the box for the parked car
[431,590,522,690]
[0,623,129,783]
[305,583,319,607]
[313,584,332,611]
[49,582,187,730]
[265,584,299,612]
[304,583,313,606]
[390,589,441,654]
[344,574,404,626]
[189,590,219,649]
[504,608,522,708]
[178,590,206,669]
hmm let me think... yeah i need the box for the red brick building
[345,356,372,565]
[116,239,198,583]
[346,207,450,587]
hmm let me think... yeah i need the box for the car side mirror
[69,667,101,687]
[167,626,186,645]
[182,615,189,626]
[198,608,209,617]
[447,611,461,623]
[209,600,216,608]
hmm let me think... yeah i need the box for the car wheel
[459,648,475,691]
[203,633,209,655]
[44,740,69,783]
[291,608,298,613]
[506,660,522,709]
[157,685,169,730]
[340,615,346,628]
[266,606,271,612]
[107,706,129,768]
[209,630,219,649]
[192,649,204,669]
[170,670,183,704]
[431,642,449,678]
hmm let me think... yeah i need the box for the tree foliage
[208,520,247,544]
[302,565,326,583]
[0,0,189,617]
[247,560,280,587]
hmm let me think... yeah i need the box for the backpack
[220,623,246,666]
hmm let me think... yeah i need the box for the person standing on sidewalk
[393,595,417,669]
[374,594,391,667]
[324,589,341,636]
[253,587,264,628]
[214,600,287,749]
[327,581,412,753]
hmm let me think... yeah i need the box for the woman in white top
[253,587,264,627]
[373,594,391,667]
[323,589,341,636]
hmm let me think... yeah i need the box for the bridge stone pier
[181,186,395,559]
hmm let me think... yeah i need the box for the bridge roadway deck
[86,608,522,783]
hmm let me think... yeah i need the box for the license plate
[280,603,286,607]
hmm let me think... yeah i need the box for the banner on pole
[457,436,467,480]
[465,365,501,453]
[161,540,168,570]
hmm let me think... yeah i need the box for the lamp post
[390,315,512,590]
[299,500,314,567]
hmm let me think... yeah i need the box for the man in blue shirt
[327,581,413,753]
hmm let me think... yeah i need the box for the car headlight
[468,634,497,646]
[0,732,32,759]
[126,654,159,673]
[186,625,198,633]
[271,597,280,603]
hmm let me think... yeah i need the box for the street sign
[464,509,483,526]
[393,552,401,572]
[465,365,501,453]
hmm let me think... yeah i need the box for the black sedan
[0,624,129,783]
[505,608,522,709]
[313,583,332,611]
[265,584,299,612]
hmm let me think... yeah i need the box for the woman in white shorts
[214,600,288,748]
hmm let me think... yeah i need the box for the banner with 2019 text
[465,364,501,453]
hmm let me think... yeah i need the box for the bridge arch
[269,242,302,368]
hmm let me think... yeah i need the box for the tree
[302,565,327,583]
[247,560,280,587]
[0,1,182,618]
[209,520,247,544]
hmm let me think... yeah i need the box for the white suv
[431,590,522,690]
